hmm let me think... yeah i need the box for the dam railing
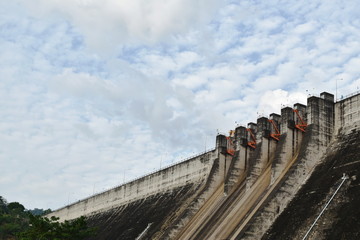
[59,147,216,210]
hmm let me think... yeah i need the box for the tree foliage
[18,215,97,240]
[0,199,28,239]
[0,196,97,240]
[7,202,25,213]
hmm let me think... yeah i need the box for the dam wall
[50,148,218,221]
[47,91,360,240]
[84,135,228,240]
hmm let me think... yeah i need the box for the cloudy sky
[1,0,360,210]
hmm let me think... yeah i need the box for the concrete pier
[223,126,248,194]
[246,117,274,189]
[271,105,302,184]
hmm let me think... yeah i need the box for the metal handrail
[302,174,348,240]
[111,147,216,189]
[337,89,360,101]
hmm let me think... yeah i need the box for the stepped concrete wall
[236,92,360,239]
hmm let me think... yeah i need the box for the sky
[1,0,360,210]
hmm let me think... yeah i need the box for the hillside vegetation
[0,196,96,240]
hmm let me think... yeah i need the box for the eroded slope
[263,130,360,240]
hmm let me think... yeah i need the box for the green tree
[0,196,96,240]
[8,202,25,214]
[18,215,97,240]
[0,198,28,239]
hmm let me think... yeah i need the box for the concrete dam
[48,91,360,240]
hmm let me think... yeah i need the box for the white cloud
[258,89,307,116]
[20,0,223,54]
[173,75,207,89]
[344,57,360,76]
[292,21,318,35]
[257,16,285,32]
